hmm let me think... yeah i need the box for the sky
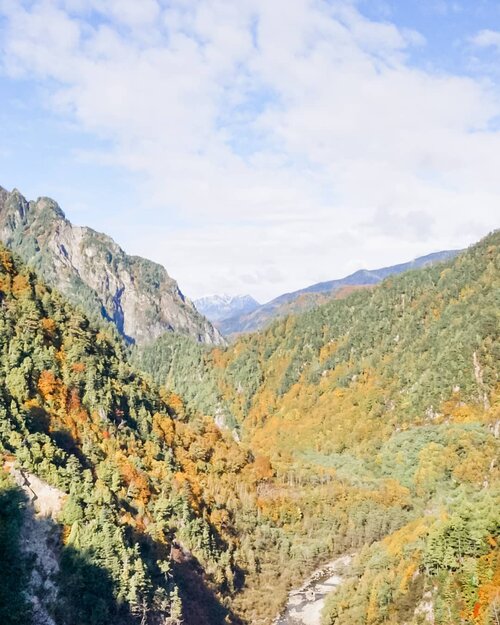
[1,0,500,303]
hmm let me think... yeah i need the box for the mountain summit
[194,294,260,323]
[0,186,224,346]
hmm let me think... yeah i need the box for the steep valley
[136,230,500,624]
[0,231,498,625]
[2,2,500,624]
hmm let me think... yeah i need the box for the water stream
[273,554,353,625]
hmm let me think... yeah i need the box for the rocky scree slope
[0,185,224,346]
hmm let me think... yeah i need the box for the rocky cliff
[0,186,224,345]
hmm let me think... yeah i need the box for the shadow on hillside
[172,548,245,625]
[1,482,135,625]
[0,483,33,625]
[0,481,245,625]
[56,545,136,625]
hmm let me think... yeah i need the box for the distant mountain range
[194,294,260,323]
[217,250,460,335]
[0,184,461,344]
[0,186,224,346]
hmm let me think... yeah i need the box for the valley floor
[274,555,353,625]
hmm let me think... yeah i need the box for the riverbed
[274,554,352,625]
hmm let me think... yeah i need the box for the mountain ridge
[218,249,460,335]
[0,185,224,346]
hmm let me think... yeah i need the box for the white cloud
[0,0,499,301]
[470,29,500,50]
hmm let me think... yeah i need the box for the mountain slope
[194,294,260,324]
[0,185,224,346]
[2,242,396,625]
[137,233,499,460]
[2,227,498,625]
[219,249,459,335]
[0,242,290,625]
[137,232,500,625]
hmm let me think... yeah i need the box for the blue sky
[361,1,500,71]
[1,0,500,301]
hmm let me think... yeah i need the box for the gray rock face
[0,186,225,346]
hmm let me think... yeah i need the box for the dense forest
[0,243,312,624]
[136,231,500,624]
[0,231,498,624]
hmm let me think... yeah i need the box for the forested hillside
[0,243,321,625]
[0,232,498,625]
[136,231,500,625]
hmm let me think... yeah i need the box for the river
[273,554,352,625]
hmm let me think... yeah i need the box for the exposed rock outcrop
[0,186,224,345]
[6,463,65,625]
